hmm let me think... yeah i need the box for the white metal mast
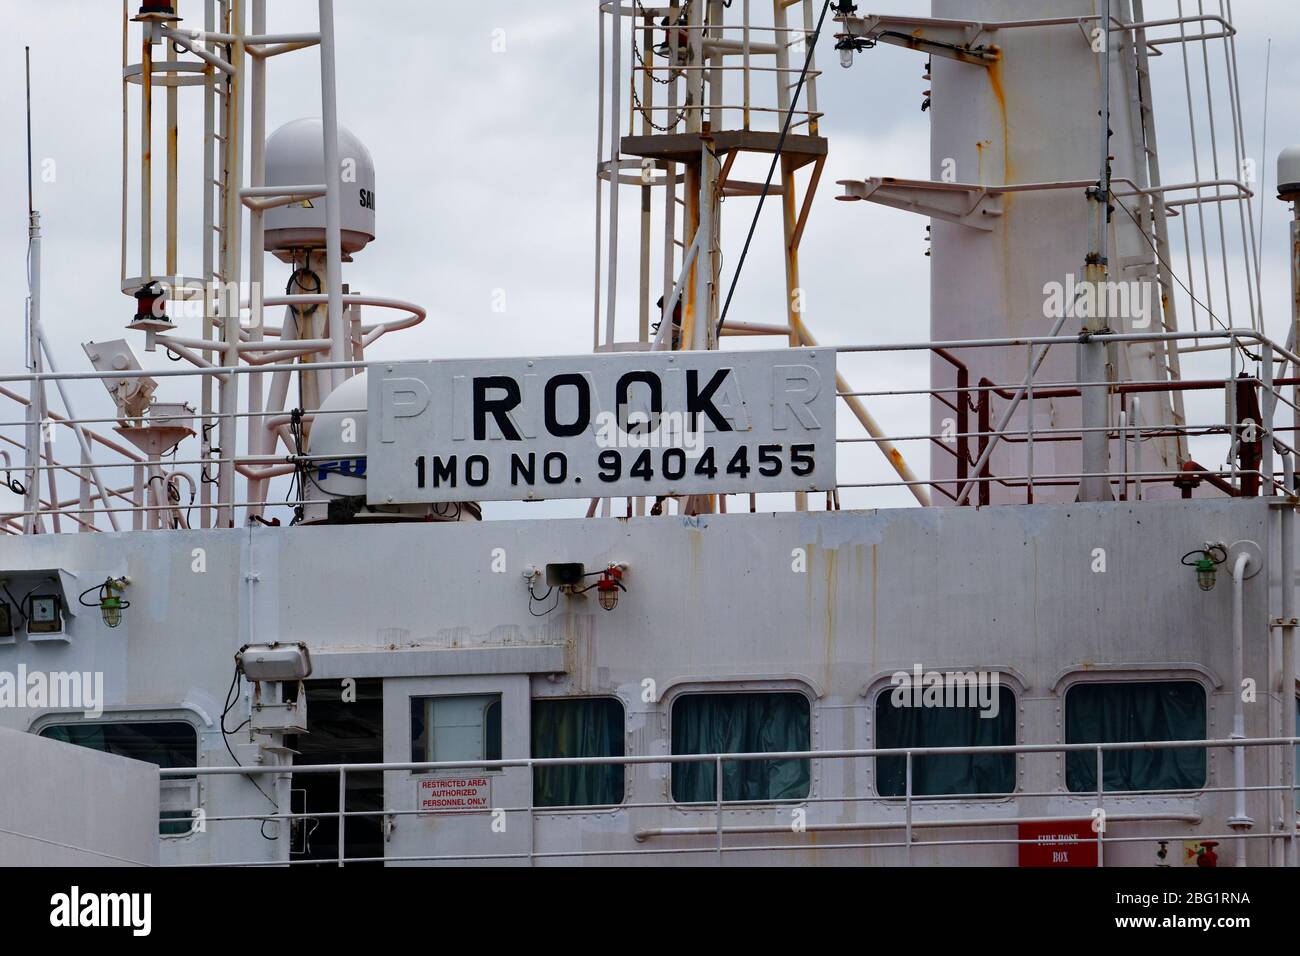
[103,0,426,532]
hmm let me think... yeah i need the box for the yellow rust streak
[987,60,1011,183]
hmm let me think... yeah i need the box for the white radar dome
[1278,145,1300,199]
[303,372,480,525]
[264,118,376,260]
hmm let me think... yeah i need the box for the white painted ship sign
[366,348,836,504]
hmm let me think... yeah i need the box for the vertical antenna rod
[23,46,42,529]
[26,47,35,216]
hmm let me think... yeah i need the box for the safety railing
[3,328,1299,533]
[607,0,825,137]
[158,734,1300,866]
[827,328,1300,511]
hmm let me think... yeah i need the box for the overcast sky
[1,1,1297,520]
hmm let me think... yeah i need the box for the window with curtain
[1065,681,1206,793]
[410,694,502,765]
[41,721,198,835]
[531,697,625,808]
[670,692,810,803]
[874,686,1016,797]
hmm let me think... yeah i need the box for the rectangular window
[670,692,810,803]
[1065,681,1207,792]
[40,721,198,836]
[531,698,625,808]
[410,694,502,765]
[875,686,1016,797]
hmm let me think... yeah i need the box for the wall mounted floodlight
[79,577,132,629]
[596,565,627,611]
[82,339,158,420]
[237,642,313,682]
[236,643,312,737]
[1182,544,1227,591]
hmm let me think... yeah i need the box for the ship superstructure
[0,0,1296,869]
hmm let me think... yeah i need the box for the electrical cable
[527,581,560,617]
[2,585,28,626]
[2,468,25,497]
[219,662,282,819]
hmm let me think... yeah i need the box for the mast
[22,47,45,532]
[1078,0,1115,502]
[594,0,927,512]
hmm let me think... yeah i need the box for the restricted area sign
[1018,820,1099,867]
[416,774,493,814]
[365,348,837,504]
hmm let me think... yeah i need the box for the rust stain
[988,59,1015,328]
[987,60,1012,183]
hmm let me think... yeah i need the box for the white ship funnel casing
[304,372,477,523]
[264,118,376,258]
[927,0,1180,502]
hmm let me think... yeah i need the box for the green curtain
[531,698,624,808]
[1066,681,1206,792]
[875,687,1015,797]
[671,693,810,803]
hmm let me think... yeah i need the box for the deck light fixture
[237,642,313,682]
[832,1,869,69]
[80,577,132,628]
[1182,545,1227,592]
[596,565,626,611]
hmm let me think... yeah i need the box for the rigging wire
[715,0,833,338]
[1109,188,1251,363]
